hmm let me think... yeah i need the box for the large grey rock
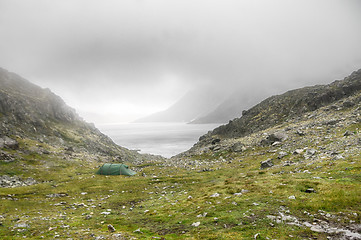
[304,149,317,159]
[260,159,274,169]
[231,142,245,152]
[1,136,19,150]
[261,132,288,146]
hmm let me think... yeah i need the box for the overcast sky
[1,0,361,124]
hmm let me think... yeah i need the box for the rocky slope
[190,87,269,124]
[199,69,361,140]
[0,68,360,239]
[0,67,155,163]
[174,69,361,162]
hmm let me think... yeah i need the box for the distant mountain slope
[190,87,269,124]
[0,67,151,162]
[135,87,223,123]
[200,69,361,140]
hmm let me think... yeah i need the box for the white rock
[191,222,201,227]
[210,193,220,197]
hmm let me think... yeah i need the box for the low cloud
[1,0,361,123]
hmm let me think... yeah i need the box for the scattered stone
[46,193,68,198]
[108,224,116,232]
[0,136,19,150]
[262,132,288,145]
[310,225,326,233]
[0,151,14,162]
[304,149,317,159]
[283,161,294,166]
[14,223,29,228]
[260,159,273,169]
[293,149,303,154]
[288,195,296,200]
[343,130,353,137]
[133,228,143,234]
[191,222,200,227]
[305,188,316,193]
[210,193,220,197]
[0,175,38,188]
[343,101,355,108]
[278,151,288,159]
[231,142,245,152]
[295,130,305,136]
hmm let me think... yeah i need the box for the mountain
[179,68,361,156]
[204,69,361,139]
[1,68,360,239]
[0,67,155,162]
[134,87,223,123]
[190,87,270,124]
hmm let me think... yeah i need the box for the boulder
[260,159,274,169]
[343,130,353,137]
[231,142,245,152]
[0,136,19,150]
[343,101,355,108]
[261,132,288,146]
[304,149,317,159]
[278,151,288,159]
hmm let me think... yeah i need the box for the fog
[1,0,361,123]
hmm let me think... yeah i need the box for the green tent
[96,163,136,176]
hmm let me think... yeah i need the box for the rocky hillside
[0,68,360,239]
[0,67,153,163]
[200,69,361,140]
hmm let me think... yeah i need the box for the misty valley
[1,67,361,239]
[98,123,221,158]
[1,1,361,239]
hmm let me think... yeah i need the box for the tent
[96,163,136,176]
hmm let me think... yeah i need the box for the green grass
[0,130,361,240]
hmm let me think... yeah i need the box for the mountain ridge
[0,67,157,163]
[199,69,361,141]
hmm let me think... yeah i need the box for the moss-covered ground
[0,137,360,240]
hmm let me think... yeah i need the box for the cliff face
[0,67,152,162]
[202,69,361,140]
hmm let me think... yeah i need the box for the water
[97,122,221,158]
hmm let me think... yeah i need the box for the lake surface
[97,123,221,158]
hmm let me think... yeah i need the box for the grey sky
[1,0,361,123]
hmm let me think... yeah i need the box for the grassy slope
[1,124,360,239]
[1,95,361,239]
